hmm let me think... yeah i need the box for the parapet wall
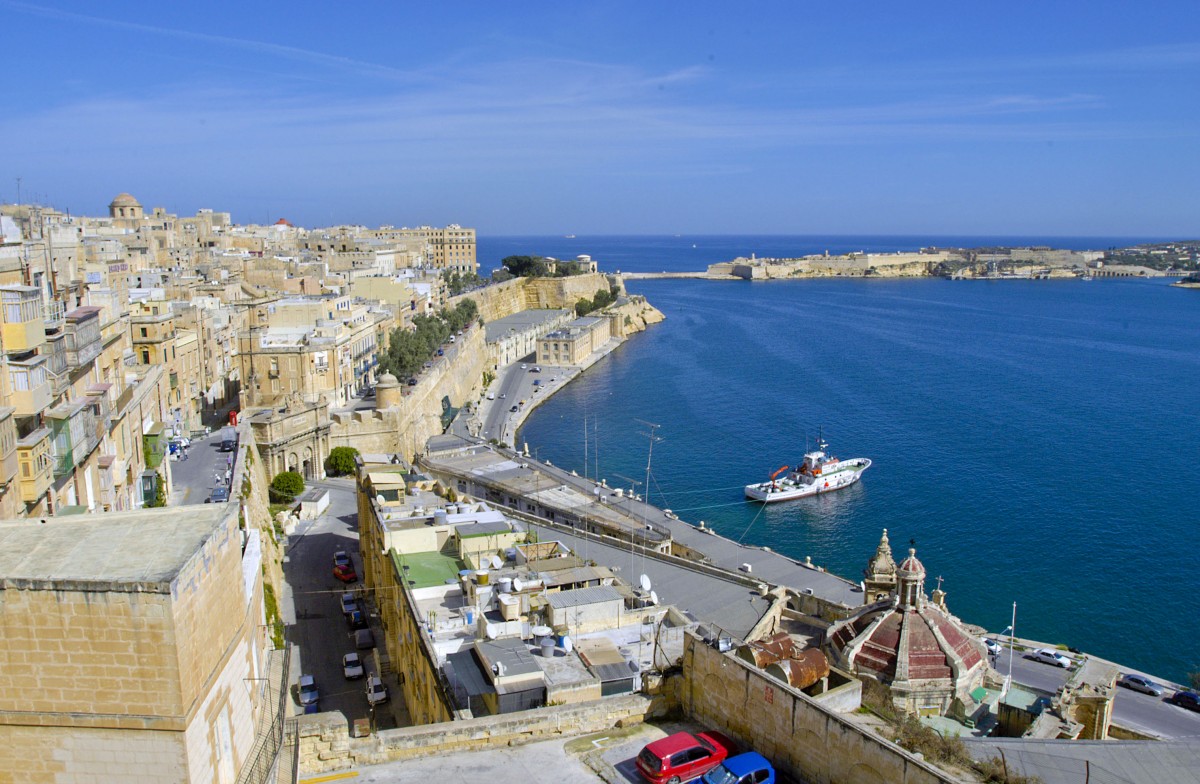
[682,633,962,784]
[296,692,671,774]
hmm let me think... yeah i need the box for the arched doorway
[302,447,314,480]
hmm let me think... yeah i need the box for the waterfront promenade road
[992,638,1200,741]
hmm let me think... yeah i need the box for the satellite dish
[490,555,502,569]
[513,578,525,592]
[649,590,659,606]
[639,574,652,592]
[485,623,500,639]
[561,635,573,653]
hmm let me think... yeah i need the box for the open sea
[478,235,1200,683]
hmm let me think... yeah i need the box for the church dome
[897,548,925,579]
[828,546,986,716]
[109,192,141,207]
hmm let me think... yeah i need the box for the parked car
[531,366,541,373]
[340,592,358,615]
[499,393,506,399]
[702,752,775,784]
[636,731,737,784]
[520,364,527,370]
[407,377,418,386]
[510,405,519,413]
[1116,673,1163,696]
[366,675,389,706]
[342,652,365,680]
[983,639,1002,657]
[355,628,375,650]
[346,609,367,629]
[333,551,351,568]
[333,564,358,583]
[1030,648,1072,668]
[209,487,230,503]
[437,348,444,356]
[297,675,319,712]
[1169,690,1200,712]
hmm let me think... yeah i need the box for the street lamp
[1000,602,1016,699]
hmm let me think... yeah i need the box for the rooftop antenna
[636,419,663,577]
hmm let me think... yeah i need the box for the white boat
[745,438,871,503]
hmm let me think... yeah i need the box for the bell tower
[863,528,897,604]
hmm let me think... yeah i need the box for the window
[141,349,150,363]
[140,327,147,338]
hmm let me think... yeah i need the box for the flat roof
[391,549,462,590]
[547,585,623,609]
[0,505,233,592]
[484,309,570,342]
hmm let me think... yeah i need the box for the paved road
[347,734,604,784]
[282,478,410,728]
[168,430,234,505]
[994,643,1200,739]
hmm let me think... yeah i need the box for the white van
[449,335,456,343]
[486,392,495,400]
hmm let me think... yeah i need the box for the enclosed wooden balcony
[17,426,52,504]
[7,355,51,416]
[0,286,46,353]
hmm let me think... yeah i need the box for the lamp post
[1000,602,1016,699]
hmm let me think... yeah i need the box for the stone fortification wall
[447,277,526,323]
[296,692,671,774]
[523,272,615,310]
[720,252,945,280]
[682,633,962,784]
[235,423,285,591]
[329,326,489,461]
[604,294,664,338]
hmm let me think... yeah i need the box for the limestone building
[0,504,271,783]
[536,316,612,366]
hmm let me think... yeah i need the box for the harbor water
[480,235,1200,683]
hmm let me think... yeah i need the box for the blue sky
[2,2,1197,235]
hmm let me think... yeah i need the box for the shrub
[270,471,304,502]
[325,446,360,476]
[145,473,166,508]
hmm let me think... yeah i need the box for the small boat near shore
[745,437,871,503]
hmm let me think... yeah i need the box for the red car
[333,564,358,583]
[636,731,737,784]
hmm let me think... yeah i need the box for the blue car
[702,752,775,784]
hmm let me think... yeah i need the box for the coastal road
[997,646,1200,739]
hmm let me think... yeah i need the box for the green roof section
[390,549,464,590]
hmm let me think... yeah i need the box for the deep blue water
[479,235,1200,683]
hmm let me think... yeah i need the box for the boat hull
[745,458,871,503]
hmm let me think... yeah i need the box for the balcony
[17,426,53,504]
[0,407,16,488]
[143,424,166,470]
[7,356,52,416]
[47,399,100,478]
[0,286,46,353]
[64,306,103,369]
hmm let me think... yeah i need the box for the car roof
[646,731,701,757]
[344,652,360,661]
[298,674,315,686]
[721,752,771,777]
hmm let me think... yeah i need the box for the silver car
[366,675,389,706]
[342,652,365,680]
[1030,648,1072,668]
[1118,674,1163,696]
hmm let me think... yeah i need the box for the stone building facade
[246,394,332,481]
[0,504,270,783]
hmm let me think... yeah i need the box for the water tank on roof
[434,509,448,526]
[540,638,556,658]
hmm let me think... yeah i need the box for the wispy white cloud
[1,1,429,83]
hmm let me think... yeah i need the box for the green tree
[325,446,360,476]
[270,471,305,503]
[501,255,550,277]
[575,297,592,317]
